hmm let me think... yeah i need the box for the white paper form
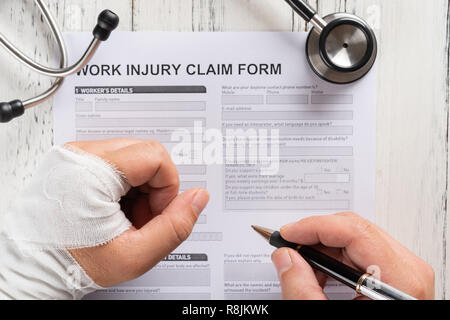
[53,32,376,300]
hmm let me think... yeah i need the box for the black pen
[252,225,416,300]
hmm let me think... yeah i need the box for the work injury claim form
[53,32,376,300]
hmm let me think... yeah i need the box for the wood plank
[45,0,133,31]
[445,0,450,300]
[0,0,57,221]
[133,0,194,31]
[349,0,448,299]
[314,0,448,299]
[134,0,293,31]
[201,0,292,31]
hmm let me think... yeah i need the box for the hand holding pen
[265,212,435,300]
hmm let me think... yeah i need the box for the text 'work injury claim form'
[53,32,376,300]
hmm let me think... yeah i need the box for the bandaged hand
[0,139,209,299]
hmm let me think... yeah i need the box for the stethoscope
[0,0,119,123]
[0,0,377,123]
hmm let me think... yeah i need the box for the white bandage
[0,145,132,299]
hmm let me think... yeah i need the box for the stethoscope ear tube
[284,0,327,33]
[0,100,24,123]
[285,0,316,22]
[0,1,120,123]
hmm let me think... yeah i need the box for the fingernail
[191,189,210,215]
[272,248,293,277]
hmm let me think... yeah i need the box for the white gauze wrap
[0,145,133,299]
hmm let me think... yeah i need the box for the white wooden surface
[0,0,449,299]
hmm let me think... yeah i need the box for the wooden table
[0,0,449,299]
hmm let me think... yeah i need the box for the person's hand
[66,139,209,287]
[271,212,435,300]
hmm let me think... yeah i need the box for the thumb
[272,248,327,300]
[129,188,209,273]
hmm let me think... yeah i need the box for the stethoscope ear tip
[93,10,120,41]
[0,100,24,123]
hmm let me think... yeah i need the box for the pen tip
[251,225,274,241]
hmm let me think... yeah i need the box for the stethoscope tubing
[0,0,67,109]
[0,0,103,110]
[285,0,327,33]
[0,34,100,79]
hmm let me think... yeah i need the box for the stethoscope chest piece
[306,13,377,84]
